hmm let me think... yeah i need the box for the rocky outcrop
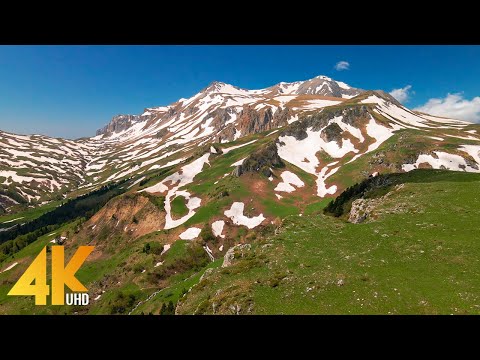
[206,107,235,130]
[166,106,178,118]
[233,106,295,139]
[237,106,273,136]
[348,198,374,223]
[280,105,369,141]
[232,165,242,177]
[0,194,18,210]
[222,243,252,267]
[348,183,405,223]
[297,76,363,98]
[155,128,169,139]
[233,143,284,177]
[339,105,371,126]
[272,106,293,128]
[464,157,479,170]
[216,124,237,143]
[321,123,343,145]
[96,114,152,136]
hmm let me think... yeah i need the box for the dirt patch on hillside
[77,193,166,250]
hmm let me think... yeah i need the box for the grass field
[0,200,61,229]
[177,170,480,314]
[170,196,189,218]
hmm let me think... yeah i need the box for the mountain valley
[1,75,479,315]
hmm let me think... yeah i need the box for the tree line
[0,180,127,261]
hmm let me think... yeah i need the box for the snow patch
[337,81,351,90]
[287,114,299,124]
[161,244,171,255]
[361,95,385,105]
[212,220,225,238]
[420,114,471,125]
[141,154,210,230]
[297,99,341,109]
[347,116,401,165]
[427,136,444,141]
[1,262,18,273]
[459,145,480,165]
[402,151,480,173]
[127,176,146,189]
[149,157,186,171]
[2,217,24,224]
[179,227,202,240]
[330,116,364,142]
[224,202,265,229]
[222,140,257,154]
[203,245,215,261]
[365,117,397,152]
[316,166,339,197]
[231,157,246,167]
[443,134,478,141]
[274,171,304,193]
[0,171,36,184]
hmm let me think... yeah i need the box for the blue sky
[0,45,479,139]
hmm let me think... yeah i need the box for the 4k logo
[8,246,94,305]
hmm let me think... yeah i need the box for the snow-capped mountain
[95,75,364,141]
[0,74,479,214]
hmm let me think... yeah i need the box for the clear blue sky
[0,45,479,139]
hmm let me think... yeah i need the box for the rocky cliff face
[96,114,153,136]
[280,104,370,141]
[215,106,294,143]
[320,123,344,145]
[237,107,273,135]
[233,143,284,177]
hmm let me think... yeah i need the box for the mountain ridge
[0,75,478,216]
[95,74,364,137]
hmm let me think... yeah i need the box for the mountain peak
[314,75,333,81]
[208,80,227,87]
[201,81,248,96]
[269,75,363,98]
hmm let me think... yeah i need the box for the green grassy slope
[0,201,61,229]
[177,170,480,314]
